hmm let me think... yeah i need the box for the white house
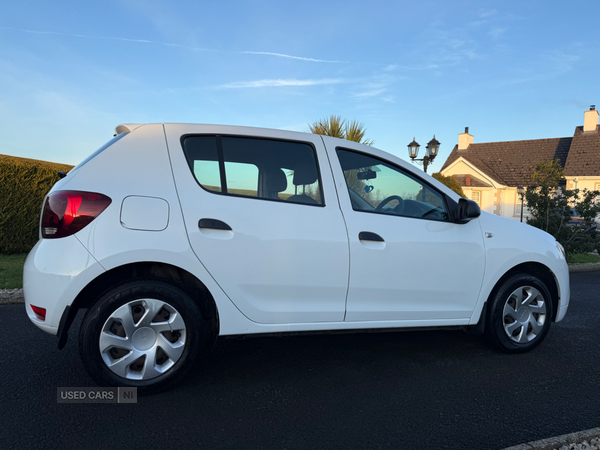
[440,106,600,221]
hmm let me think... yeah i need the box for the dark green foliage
[431,172,466,198]
[0,154,73,254]
[309,115,374,146]
[525,159,600,256]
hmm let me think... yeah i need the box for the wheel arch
[486,261,560,322]
[58,261,219,349]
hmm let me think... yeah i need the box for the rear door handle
[198,218,232,231]
[359,231,384,242]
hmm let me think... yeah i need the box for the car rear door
[164,124,349,324]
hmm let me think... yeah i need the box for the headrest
[269,169,287,193]
[293,162,318,186]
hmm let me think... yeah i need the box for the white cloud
[242,51,345,63]
[546,50,580,73]
[479,9,498,19]
[0,27,345,64]
[0,27,217,52]
[353,88,386,99]
[217,78,345,89]
[385,63,439,71]
[489,27,506,40]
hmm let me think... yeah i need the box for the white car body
[24,123,570,378]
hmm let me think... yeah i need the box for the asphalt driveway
[1,271,599,450]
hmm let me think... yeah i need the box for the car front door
[165,125,349,324]
[329,143,486,323]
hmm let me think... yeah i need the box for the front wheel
[486,274,553,353]
[79,280,206,394]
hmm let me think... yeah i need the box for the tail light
[41,191,112,239]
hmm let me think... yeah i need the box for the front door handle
[198,218,232,231]
[359,231,384,242]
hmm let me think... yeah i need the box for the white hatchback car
[24,123,570,393]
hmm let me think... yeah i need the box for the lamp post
[517,186,525,222]
[408,136,440,173]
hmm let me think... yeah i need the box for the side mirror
[456,198,481,224]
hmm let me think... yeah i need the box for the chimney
[458,126,473,150]
[584,105,599,132]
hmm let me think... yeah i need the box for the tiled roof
[451,174,493,188]
[564,125,600,176]
[441,137,572,187]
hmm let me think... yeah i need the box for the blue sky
[1,0,598,173]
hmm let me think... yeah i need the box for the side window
[336,148,449,221]
[182,135,323,205]
[187,136,221,193]
[224,162,259,197]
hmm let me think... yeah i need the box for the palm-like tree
[309,115,374,146]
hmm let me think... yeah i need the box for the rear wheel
[486,274,553,353]
[79,280,206,394]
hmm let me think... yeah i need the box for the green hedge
[0,154,73,254]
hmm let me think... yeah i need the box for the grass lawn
[0,253,27,289]
[568,253,600,264]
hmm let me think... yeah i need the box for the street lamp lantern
[426,135,440,158]
[407,138,420,160]
[408,135,439,173]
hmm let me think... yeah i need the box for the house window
[515,192,531,215]
[471,191,481,206]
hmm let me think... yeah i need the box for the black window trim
[335,146,451,223]
[180,133,326,207]
[215,135,228,194]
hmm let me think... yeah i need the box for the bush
[525,160,600,256]
[0,154,73,254]
[431,173,466,198]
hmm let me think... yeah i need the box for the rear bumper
[23,236,105,335]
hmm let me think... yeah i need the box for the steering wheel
[421,207,440,219]
[375,195,404,214]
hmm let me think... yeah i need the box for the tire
[485,273,553,353]
[79,280,206,394]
